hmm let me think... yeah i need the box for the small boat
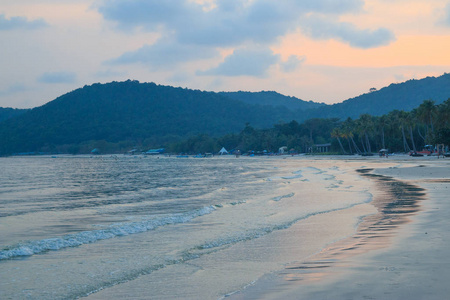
[415,145,436,156]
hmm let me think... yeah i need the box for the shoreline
[2,156,448,299]
[16,155,443,299]
[229,158,450,299]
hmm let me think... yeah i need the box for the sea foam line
[187,191,374,256]
[272,192,295,202]
[281,170,303,180]
[266,169,303,181]
[0,206,216,260]
[81,193,373,298]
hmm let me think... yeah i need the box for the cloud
[444,3,450,26]
[97,0,368,47]
[301,15,396,48]
[95,69,127,78]
[289,0,364,15]
[0,14,47,30]
[394,73,406,82]
[97,0,394,69]
[98,0,291,46]
[198,47,280,77]
[98,0,193,31]
[0,84,28,97]
[280,55,306,73]
[37,72,77,84]
[106,38,219,68]
[167,72,191,84]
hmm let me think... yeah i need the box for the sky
[1,0,450,108]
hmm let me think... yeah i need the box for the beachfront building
[312,143,331,153]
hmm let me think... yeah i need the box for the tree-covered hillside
[1,73,450,155]
[0,80,296,155]
[170,99,450,155]
[0,107,29,122]
[305,73,450,120]
[219,91,324,111]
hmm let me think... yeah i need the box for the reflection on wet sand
[280,168,426,283]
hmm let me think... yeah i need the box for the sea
[0,155,375,299]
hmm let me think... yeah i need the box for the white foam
[186,193,374,256]
[267,169,303,181]
[272,192,295,202]
[281,169,303,180]
[0,206,216,260]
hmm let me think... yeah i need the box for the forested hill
[0,107,29,122]
[1,73,450,155]
[219,91,324,111]
[0,80,296,155]
[304,73,450,120]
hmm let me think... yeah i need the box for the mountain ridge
[0,107,29,122]
[304,73,450,119]
[218,90,325,111]
[1,73,449,155]
[0,80,295,154]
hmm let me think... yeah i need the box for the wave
[272,192,295,202]
[185,192,374,257]
[266,169,303,181]
[304,166,325,174]
[281,170,303,180]
[0,206,216,260]
[57,192,374,298]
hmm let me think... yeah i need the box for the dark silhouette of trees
[0,78,449,155]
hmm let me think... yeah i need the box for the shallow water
[0,155,374,299]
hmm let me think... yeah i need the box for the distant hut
[91,148,100,155]
[219,147,228,155]
[314,143,331,153]
[278,146,288,154]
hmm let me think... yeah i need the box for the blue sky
[1,0,450,108]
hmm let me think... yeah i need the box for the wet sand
[231,157,450,299]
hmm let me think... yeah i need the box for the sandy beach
[230,156,450,299]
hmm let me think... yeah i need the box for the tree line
[167,99,450,155]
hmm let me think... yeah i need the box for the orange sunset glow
[1,0,450,107]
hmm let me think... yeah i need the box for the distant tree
[416,100,437,143]
[357,114,374,153]
[331,128,347,154]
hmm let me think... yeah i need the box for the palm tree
[342,118,362,154]
[357,114,374,153]
[434,99,450,145]
[377,115,388,150]
[397,111,412,153]
[331,128,347,154]
[416,100,436,133]
[406,110,418,153]
[341,127,353,154]
[414,100,437,145]
[436,99,450,128]
[341,118,352,154]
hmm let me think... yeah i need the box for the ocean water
[0,155,373,299]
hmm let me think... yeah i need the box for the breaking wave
[0,206,216,260]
